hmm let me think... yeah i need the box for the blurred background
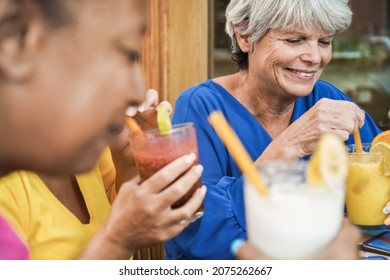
[209,0,390,130]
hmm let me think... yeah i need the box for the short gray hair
[225,0,352,70]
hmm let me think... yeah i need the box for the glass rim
[346,143,371,147]
[348,152,382,159]
[346,143,382,156]
[132,122,194,137]
[249,160,342,192]
[254,160,307,169]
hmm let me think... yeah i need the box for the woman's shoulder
[173,79,237,122]
[179,80,220,100]
[0,171,38,194]
[175,79,232,113]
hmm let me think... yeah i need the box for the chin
[287,84,316,97]
[42,161,96,176]
[72,156,101,174]
[49,153,101,175]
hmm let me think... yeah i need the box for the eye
[126,51,140,63]
[319,36,333,47]
[285,38,303,45]
[319,40,332,46]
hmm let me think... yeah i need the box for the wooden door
[134,0,208,260]
[140,0,208,106]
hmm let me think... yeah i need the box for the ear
[0,17,43,82]
[235,31,251,53]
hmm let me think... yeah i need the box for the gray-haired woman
[165,0,381,259]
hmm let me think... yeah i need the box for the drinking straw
[353,130,363,153]
[125,116,144,136]
[208,111,269,196]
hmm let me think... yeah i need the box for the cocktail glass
[346,144,390,229]
[244,161,345,259]
[130,122,203,221]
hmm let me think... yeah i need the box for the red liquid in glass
[131,124,203,211]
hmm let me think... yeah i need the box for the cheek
[255,44,286,72]
[321,49,333,65]
[72,63,133,122]
[95,62,145,109]
[263,52,281,70]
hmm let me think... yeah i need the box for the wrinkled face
[248,28,333,101]
[1,0,147,174]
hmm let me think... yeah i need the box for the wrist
[78,222,135,260]
[259,140,300,162]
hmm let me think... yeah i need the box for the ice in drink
[245,161,344,259]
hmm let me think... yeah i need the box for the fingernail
[126,107,137,117]
[184,153,196,164]
[138,104,146,113]
[200,185,207,197]
[230,239,245,256]
[383,205,390,215]
[193,165,204,175]
[384,218,390,226]
[177,219,188,226]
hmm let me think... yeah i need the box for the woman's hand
[79,153,206,259]
[234,218,361,260]
[313,218,361,260]
[263,98,365,160]
[109,89,173,188]
[109,89,160,158]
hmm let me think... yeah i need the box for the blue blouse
[165,79,381,260]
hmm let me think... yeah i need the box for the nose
[300,43,322,65]
[129,64,147,105]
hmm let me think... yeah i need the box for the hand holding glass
[130,123,204,222]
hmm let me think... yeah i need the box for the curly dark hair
[33,0,71,27]
[230,34,249,70]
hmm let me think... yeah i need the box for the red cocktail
[130,123,203,217]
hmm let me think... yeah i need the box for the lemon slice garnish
[307,133,348,187]
[370,141,390,176]
[157,103,172,134]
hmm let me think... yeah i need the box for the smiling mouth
[286,68,316,78]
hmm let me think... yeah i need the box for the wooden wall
[141,0,208,107]
[135,0,208,260]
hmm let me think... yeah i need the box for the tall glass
[346,144,390,229]
[244,161,345,259]
[130,122,203,221]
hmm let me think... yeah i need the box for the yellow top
[0,148,117,260]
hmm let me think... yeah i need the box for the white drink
[244,161,345,259]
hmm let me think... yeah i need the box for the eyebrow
[281,31,307,36]
[280,30,334,38]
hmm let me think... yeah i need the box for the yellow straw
[208,111,269,196]
[353,130,363,153]
[125,116,144,137]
